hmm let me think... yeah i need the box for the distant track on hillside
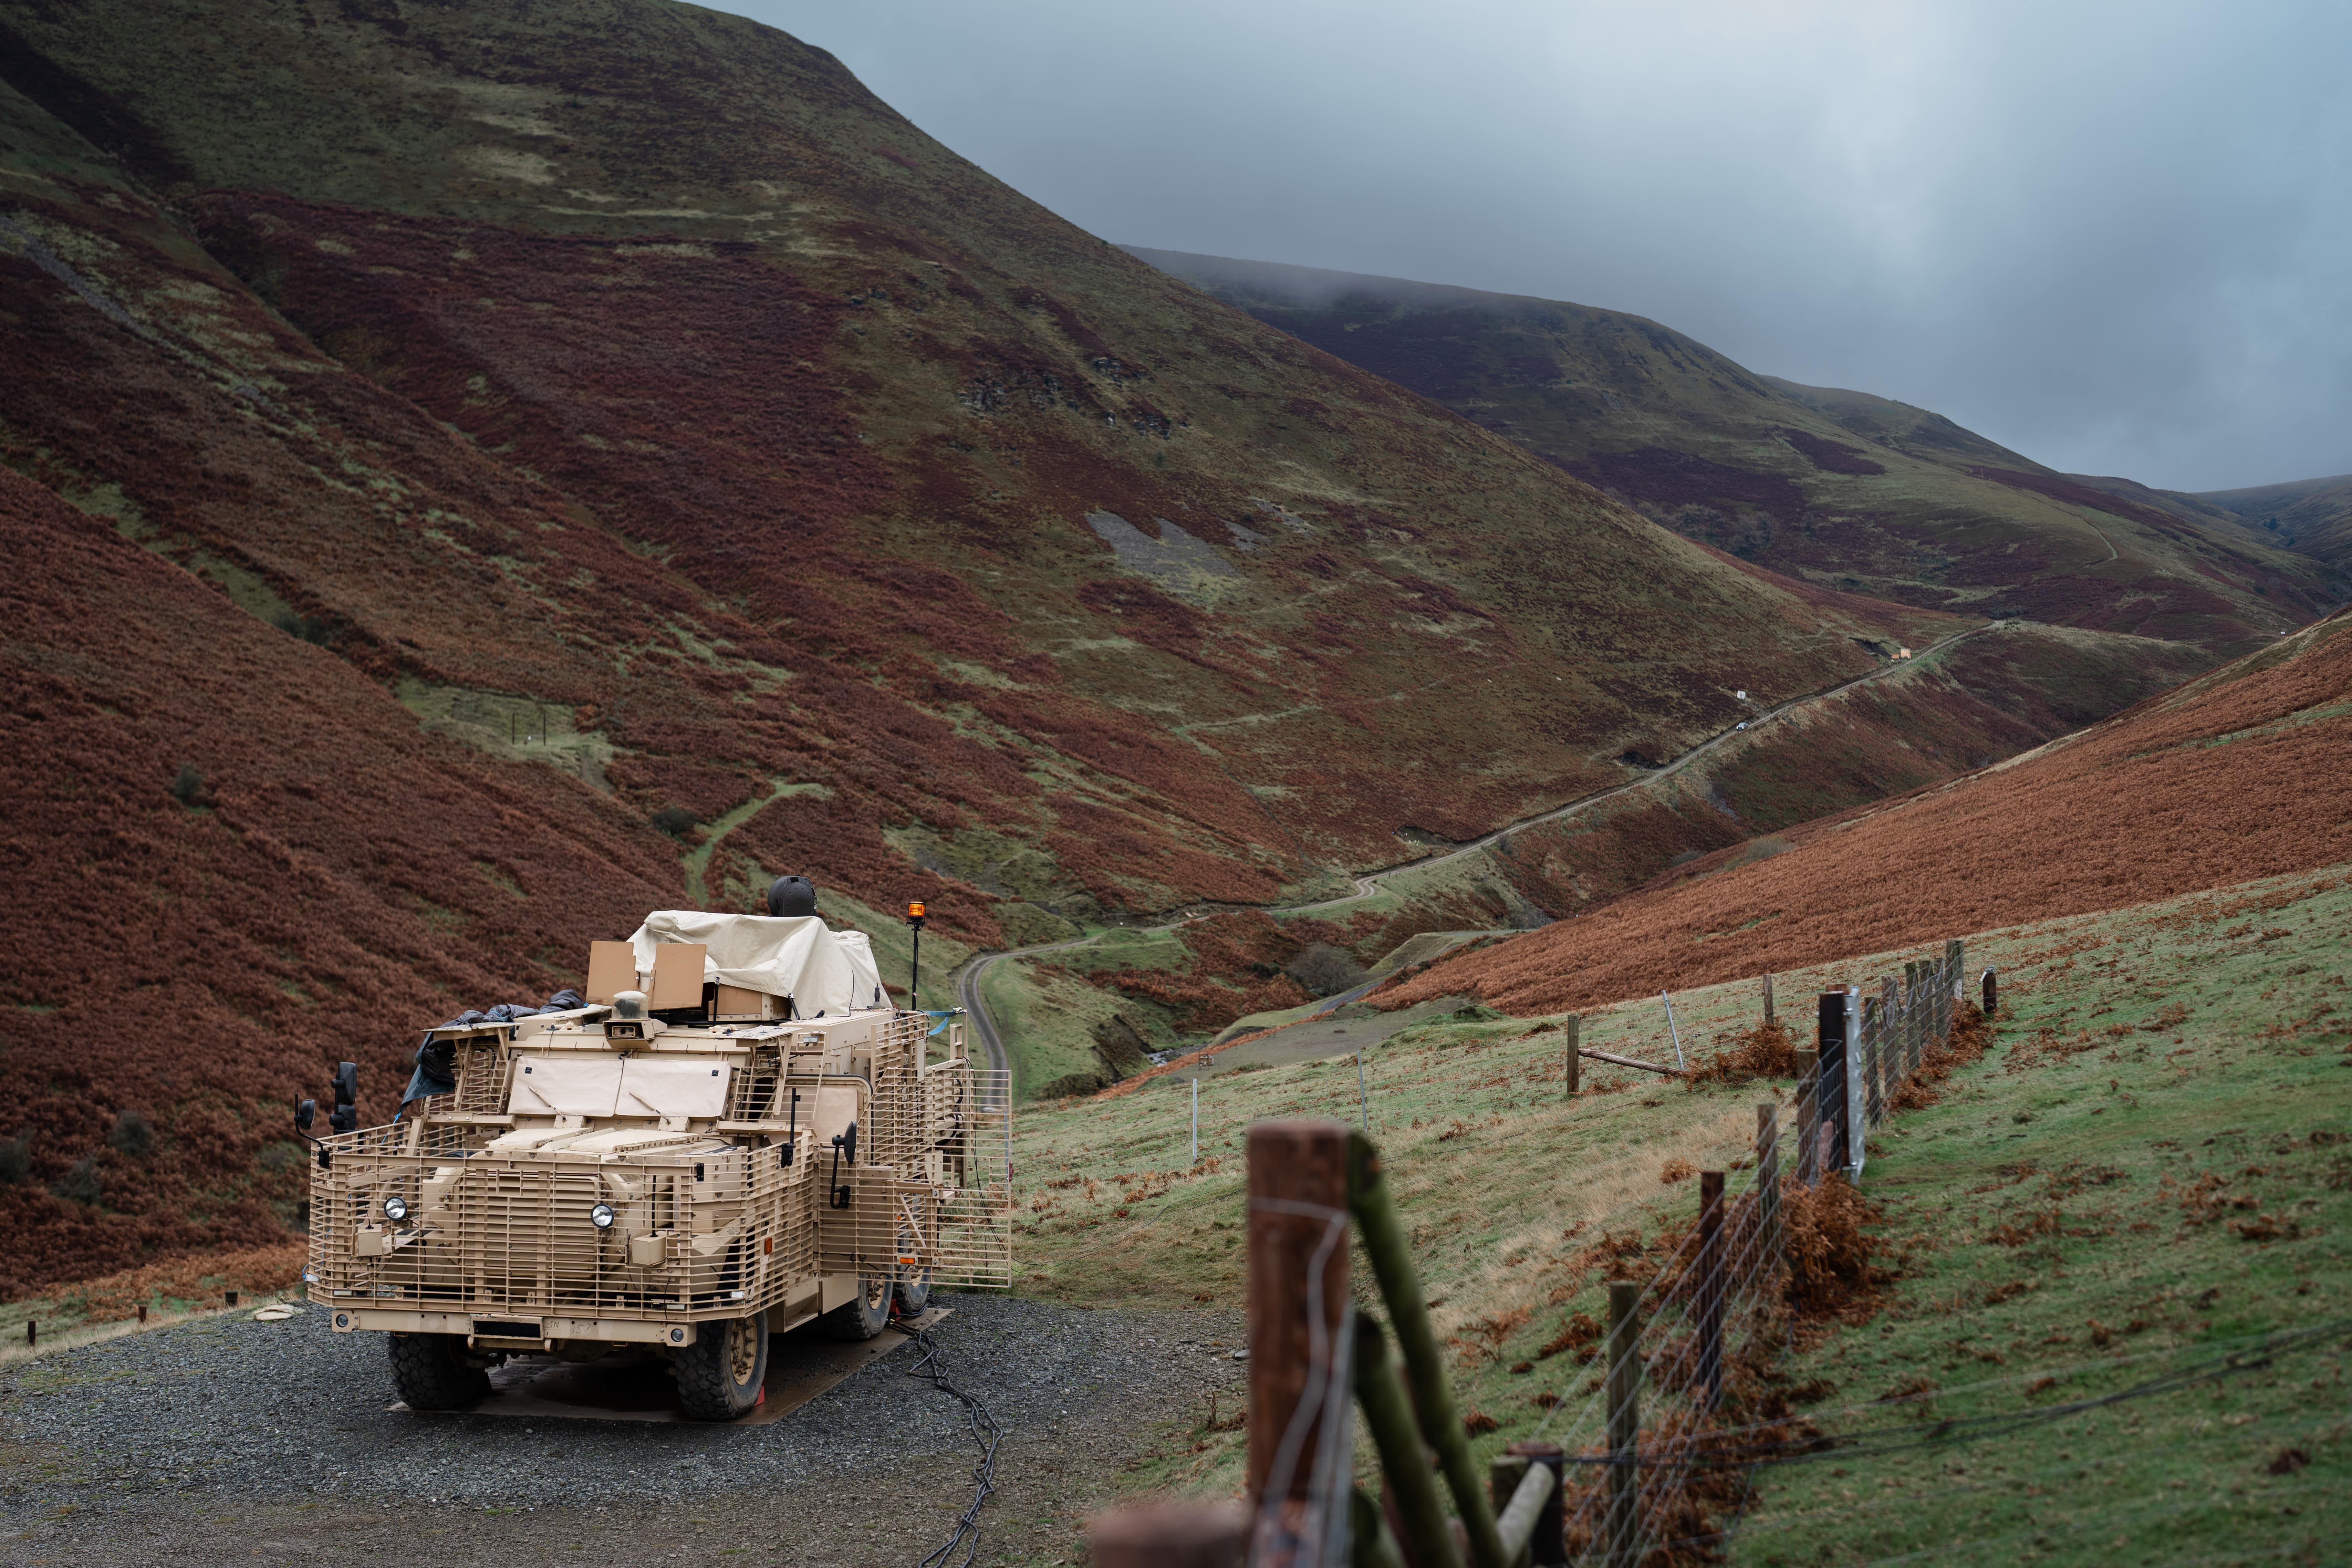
[949,623,1990,1093]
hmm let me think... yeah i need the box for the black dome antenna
[766,875,817,918]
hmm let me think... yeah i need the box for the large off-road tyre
[387,1332,490,1411]
[891,1221,932,1316]
[818,1274,891,1341]
[675,1309,769,1421]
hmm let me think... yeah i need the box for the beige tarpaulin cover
[624,912,884,1016]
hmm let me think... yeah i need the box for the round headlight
[382,1196,409,1223]
[590,1202,616,1230]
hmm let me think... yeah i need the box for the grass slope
[1006,867,2352,1563]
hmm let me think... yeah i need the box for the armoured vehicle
[300,884,1013,1420]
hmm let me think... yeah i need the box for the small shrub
[1659,1157,1697,1184]
[167,762,206,805]
[53,1155,102,1207]
[1781,1173,1885,1317]
[1537,1310,1604,1362]
[108,1110,155,1159]
[1284,943,1367,998]
[649,806,700,838]
[1688,1018,1801,1085]
[0,1134,29,1185]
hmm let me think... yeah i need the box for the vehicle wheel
[818,1274,891,1341]
[895,1266,932,1316]
[675,1309,769,1421]
[387,1332,489,1411]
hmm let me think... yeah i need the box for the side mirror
[294,1099,315,1133]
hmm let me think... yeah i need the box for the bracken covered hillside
[0,0,1987,1284]
[1131,249,2343,657]
[1380,604,2352,1017]
[0,0,1965,933]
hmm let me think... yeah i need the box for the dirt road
[0,1296,1245,1567]
[953,626,1988,1079]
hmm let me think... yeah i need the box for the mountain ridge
[1124,245,2343,652]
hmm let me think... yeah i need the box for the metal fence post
[1842,989,1865,1174]
[1605,1281,1642,1568]
[1878,976,1898,1084]
[1697,1170,1724,1411]
[1815,993,1847,1175]
[1793,1051,1819,1186]
[1900,968,1919,1081]
[1756,1104,1781,1286]
[1861,994,1884,1128]
[1946,939,1964,1040]
[1246,1121,1353,1567]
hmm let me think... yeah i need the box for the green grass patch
[1008,864,2352,1541]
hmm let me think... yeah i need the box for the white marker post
[1355,1051,1368,1131]
[1190,1077,1200,1166]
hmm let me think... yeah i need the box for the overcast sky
[732,0,2349,492]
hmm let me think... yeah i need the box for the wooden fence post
[1982,967,1998,1020]
[1089,1503,1248,1568]
[1762,972,1775,1026]
[1604,1281,1642,1568]
[1246,1120,1353,1566]
[1698,1170,1724,1411]
[1563,1015,1581,1098]
[1755,1105,1781,1291]
[1505,1441,1567,1566]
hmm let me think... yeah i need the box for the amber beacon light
[906,902,926,1004]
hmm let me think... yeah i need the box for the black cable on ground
[906,1320,1004,1568]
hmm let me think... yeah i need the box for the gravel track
[0,1296,1244,1566]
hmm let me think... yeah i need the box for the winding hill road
[954,624,1989,1092]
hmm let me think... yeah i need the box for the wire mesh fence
[1154,940,1977,1568]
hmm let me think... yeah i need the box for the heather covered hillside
[0,467,681,1295]
[0,0,1961,937]
[1377,603,2352,1018]
[7,0,2334,1287]
[1130,249,2342,657]
[0,0,2002,1282]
